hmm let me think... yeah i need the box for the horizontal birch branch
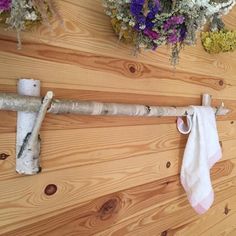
[0,92,230,117]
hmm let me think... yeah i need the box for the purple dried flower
[130,0,145,30]
[144,29,159,40]
[146,5,159,29]
[147,0,160,21]
[131,0,160,31]
[179,25,187,41]
[134,15,146,30]
[130,0,145,17]
[130,4,143,16]
[132,0,145,4]
[167,29,178,44]
[145,20,154,29]
[173,16,185,24]
[164,15,185,31]
[0,0,11,11]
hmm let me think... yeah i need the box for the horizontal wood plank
[1,159,235,236]
[95,176,236,236]
[0,50,234,99]
[169,198,236,235]
[0,147,235,233]
[0,120,235,180]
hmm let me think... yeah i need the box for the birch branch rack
[0,79,230,175]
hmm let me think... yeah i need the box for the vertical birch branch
[16,91,53,175]
[16,79,41,175]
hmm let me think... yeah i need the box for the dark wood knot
[166,161,171,168]
[161,230,168,236]
[231,121,234,124]
[129,65,136,73]
[219,80,224,86]
[98,198,119,220]
[224,204,231,215]
[0,153,10,160]
[44,184,57,196]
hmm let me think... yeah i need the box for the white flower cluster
[184,0,236,16]
[23,0,39,21]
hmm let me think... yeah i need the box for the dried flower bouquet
[0,0,59,48]
[103,0,236,65]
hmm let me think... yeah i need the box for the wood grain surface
[0,0,236,235]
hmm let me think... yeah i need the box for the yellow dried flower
[201,29,236,54]
[111,18,136,44]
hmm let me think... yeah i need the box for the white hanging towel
[177,106,222,214]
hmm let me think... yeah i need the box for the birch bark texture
[16,79,41,175]
[0,94,230,116]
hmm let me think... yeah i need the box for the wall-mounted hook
[202,93,212,106]
[215,101,225,116]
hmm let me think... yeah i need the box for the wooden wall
[0,1,236,235]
